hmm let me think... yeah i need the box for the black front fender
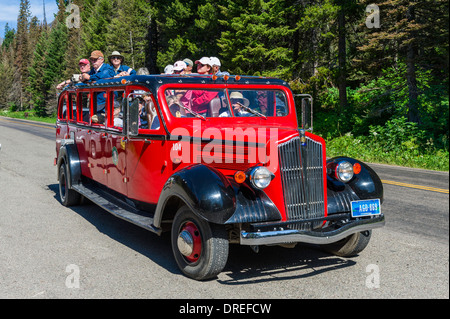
[326,157,383,214]
[153,164,281,227]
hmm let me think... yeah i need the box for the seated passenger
[137,67,150,75]
[229,92,250,116]
[108,51,136,77]
[138,97,150,129]
[210,57,230,76]
[180,90,218,115]
[173,61,187,74]
[183,58,194,74]
[56,59,91,90]
[142,93,157,122]
[194,57,213,75]
[113,100,123,127]
[80,50,115,82]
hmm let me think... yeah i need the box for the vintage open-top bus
[55,74,384,280]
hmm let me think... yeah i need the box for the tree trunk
[406,5,420,124]
[338,7,347,111]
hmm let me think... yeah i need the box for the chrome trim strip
[240,215,385,245]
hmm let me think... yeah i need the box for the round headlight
[336,161,354,183]
[249,166,272,189]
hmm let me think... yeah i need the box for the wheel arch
[57,143,81,188]
[153,164,236,228]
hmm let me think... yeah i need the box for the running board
[72,183,162,235]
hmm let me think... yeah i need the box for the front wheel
[58,164,81,207]
[322,230,372,257]
[171,206,229,280]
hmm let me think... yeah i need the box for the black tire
[322,230,372,257]
[58,164,81,207]
[171,206,229,280]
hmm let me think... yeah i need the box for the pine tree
[1,24,15,50]
[358,0,449,123]
[13,0,32,110]
[106,0,151,69]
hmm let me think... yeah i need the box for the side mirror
[294,94,313,132]
[127,98,139,137]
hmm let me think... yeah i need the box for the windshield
[164,88,288,118]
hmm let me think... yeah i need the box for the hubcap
[177,222,202,262]
[177,230,194,256]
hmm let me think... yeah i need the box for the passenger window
[128,90,160,131]
[69,93,77,122]
[58,94,68,120]
[79,92,91,123]
[109,91,125,130]
[92,91,106,125]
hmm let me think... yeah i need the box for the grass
[0,110,56,124]
[326,134,449,172]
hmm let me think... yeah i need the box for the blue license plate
[351,199,381,217]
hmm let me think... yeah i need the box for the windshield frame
[157,83,298,132]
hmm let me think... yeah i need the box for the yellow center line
[0,117,55,130]
[382,180,449,194]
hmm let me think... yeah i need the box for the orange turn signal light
[234,171,246,184]
[223,75,229,81]
[235,75,241,81]
[121,79,127,85]
[212,75,218,81]
[353,163,361,174]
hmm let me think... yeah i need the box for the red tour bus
[55,74,384,280]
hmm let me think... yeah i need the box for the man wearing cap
[195,57,213,75]
[173,61,187,74]
[81,50,115,82]
[108,51,136,77]
[210,57,230,76]
[183,58,194,74]
[56,58,91,90]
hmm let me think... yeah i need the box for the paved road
[0,116,448,301]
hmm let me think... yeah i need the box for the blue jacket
[88,64,115,82]
[112,64,137,76]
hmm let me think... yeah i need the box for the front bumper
[240,214,385,246]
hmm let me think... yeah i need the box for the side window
[58,93,68,120]
[92,91,107,125]
[128,90,160,131]
[108,90,125,130]
[69,93,77,122]
[79,92,91,124]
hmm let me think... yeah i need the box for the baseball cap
[164,65,174,74]
[173,61,187,71]
[79,58,89,65]
[183,58,193,67]
[210,57,221,67]
[90,50,104,59]
[195,57,212,66]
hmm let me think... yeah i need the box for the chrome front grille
[278,136,325,229]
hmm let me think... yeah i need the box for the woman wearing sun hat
[108,51,137,77]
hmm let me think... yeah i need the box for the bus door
[105,89,127,196]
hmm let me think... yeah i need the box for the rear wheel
[322,230,372,257]
[58,164,81,207]
[171,206,229,280]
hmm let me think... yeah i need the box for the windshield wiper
[177,103,206,120]
[237,102,267,119]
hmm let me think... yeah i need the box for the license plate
[351,199,381,217]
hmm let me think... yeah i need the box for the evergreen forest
[0,0,448,170]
